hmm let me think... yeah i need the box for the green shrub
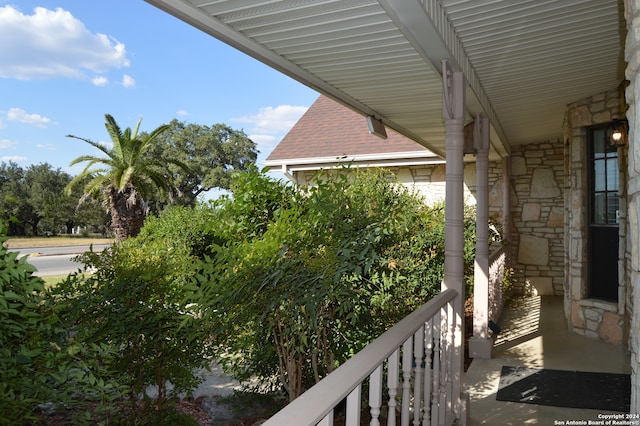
[214,166,298,240]
[51,238,214,422]
[0,228,54,423]
[200,169,477,401]
[0,227,106,424]
[137,205,220,258]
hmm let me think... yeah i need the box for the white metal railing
[263,289,459,426]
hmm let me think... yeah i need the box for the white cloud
[0,6,129,80]
[36,143,55,150]
[92,76,109,86]
[249,134,277,154]
[1,155,27,163]
[249,134,276,144]
[0,138,16,149]
[233,105,307,134]
[176,109,189,117]
[232,104,307,155]
[122,74,135,88]
[7,107,51,128]
[98,140,113,150]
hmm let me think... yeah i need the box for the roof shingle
[266,95,431,162]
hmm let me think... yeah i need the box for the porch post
[441,59,468,423]
[503,157,511,244]
[469,113,492,359]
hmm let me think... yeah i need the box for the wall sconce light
[366,116,387,139]
[610,119,628,147]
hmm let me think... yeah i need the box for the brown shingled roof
[266,95,431,162]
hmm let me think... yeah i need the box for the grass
[41,274,74,288]
[6,235,114,249]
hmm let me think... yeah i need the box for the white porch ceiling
[146,0,626,160]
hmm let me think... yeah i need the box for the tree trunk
[108,185,146,242]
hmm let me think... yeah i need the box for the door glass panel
[594,159,606,191]
[589,124,620,301]
[608,192,619,224]
[594,129,606,158]
[607,158,618,190]
[593,193,606,224]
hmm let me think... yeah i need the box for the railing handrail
[489,244,506,263]
[263,288,458,426]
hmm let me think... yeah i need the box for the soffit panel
[147,0,449,156]
[441,0,625,145]
[148,0,625,153]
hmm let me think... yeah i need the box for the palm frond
[69,154,111,167]
[66,135,111,157]
[118,166,136,190]
[131,117,143,140]
[83,174,112,197]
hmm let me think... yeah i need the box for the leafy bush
[137,204,221,258]
[213,166,298,240]
[51,238,214,422]
[0,228,106,424]
[199,169,477,401]
[0,228,58,423]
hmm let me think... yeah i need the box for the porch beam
[441,59,468,423]
[469,113,493,359]
[380,0,510,156]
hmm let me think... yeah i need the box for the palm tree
[66,114,183,241]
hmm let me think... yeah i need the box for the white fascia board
[263,151,445,172]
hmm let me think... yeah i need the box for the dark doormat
[496,366,630,412]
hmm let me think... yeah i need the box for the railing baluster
[345,384,361,426]
[447,301,455,423]
[401,337,413,426]
[431,310,441,426]
[318,411,334,426]
[423,318,433,426]
[438,305,449,426]
[413,327,425,426]
[387,349,399,426]
[370,365,383,426]
[259,290,459,426]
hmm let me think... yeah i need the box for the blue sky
[0,1,318,176]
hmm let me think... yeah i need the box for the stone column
[469,113,492,359]
[441,59,467,421]
[624,0,640,413]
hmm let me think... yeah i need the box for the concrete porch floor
[464,296,631,425]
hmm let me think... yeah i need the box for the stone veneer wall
[563,88,627,346]
[625,0,640,412]
[509,142,565,296]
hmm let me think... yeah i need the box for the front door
[588,125,619,301]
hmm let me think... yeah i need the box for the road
[14,245,110,277]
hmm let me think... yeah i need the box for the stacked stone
[510,142,565,296]
[624,0,640,413]
[563,87,627,346]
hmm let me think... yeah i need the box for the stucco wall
[294,162,505,215]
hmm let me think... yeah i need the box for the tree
[0,162,79,236]
[23,163,75,235]
[0,162,28,236]
[146,120,257,207]
[66,114,186,241]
